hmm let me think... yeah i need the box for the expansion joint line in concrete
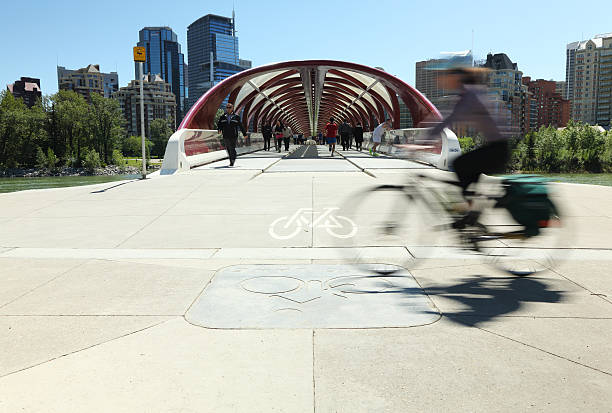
[335,151,377,178]
[548,267,612,305]
[472,323,612,377]
[0,317,175,379]
[312,329,317,413]
[0,260,89,310]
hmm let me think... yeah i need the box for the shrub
[46,148,59,171]
[458,137,475,153]
[83,149,101,173]
[111,149,125,171]
[35,147,47,169]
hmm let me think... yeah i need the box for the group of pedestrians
[218,101,390,167]
[261,121,292,152]
[323,117,388,156]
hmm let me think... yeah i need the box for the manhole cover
[186,264,440,328]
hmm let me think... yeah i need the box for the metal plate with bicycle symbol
[185,264,440,329]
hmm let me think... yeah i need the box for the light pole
[139,62,146,179]
[134,46,147,179]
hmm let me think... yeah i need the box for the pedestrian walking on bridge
[340,119,352,151]
[262,122,273,151]
[353,122,364,151]
[274,120,284,152]
[217,102,248,167]
[324,117,338,157]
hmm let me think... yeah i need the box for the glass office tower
[187,14,251,110]
[136,27,186,123]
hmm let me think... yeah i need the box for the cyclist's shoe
[451,210,481,229]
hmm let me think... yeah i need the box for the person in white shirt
[370,120,390,156]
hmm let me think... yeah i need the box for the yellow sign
[133,47,146,62]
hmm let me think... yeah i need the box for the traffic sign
[133,47,146,62]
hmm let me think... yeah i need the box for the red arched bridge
[161,60,459,174]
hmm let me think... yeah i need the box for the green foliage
[149,118,173,157]
[82,148,101,173]
[511,122,612,173]
[46,148,58,171]
[458,136,476,153]
[214,109,224,129]
[122,135,153,159]
[35,147,47,169]
[111,149,125,170]
[0,89,127,170]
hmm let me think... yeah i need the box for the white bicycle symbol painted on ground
[269,207,357,240]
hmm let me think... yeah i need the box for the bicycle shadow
[418,275,563,327]
[351,273,563,327]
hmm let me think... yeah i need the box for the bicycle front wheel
[338,184,438,275]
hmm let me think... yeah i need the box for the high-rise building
[555,81,567,99]
[415,51,472,109]
[6,77,41,107]
[481,53,528,136]
[566,33,612,127]
[135,27,186,123]
[187,13,250,110]
[522,77,570,130]
[114,74,176,137]
[57,64,118,102]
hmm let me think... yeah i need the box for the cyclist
[425,66,511,227]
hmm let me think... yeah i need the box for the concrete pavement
[0,147,611,412]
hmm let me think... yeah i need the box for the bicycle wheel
[478,196,569,276]
[337,184,440,275]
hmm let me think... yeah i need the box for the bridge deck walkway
[0,148,611,412]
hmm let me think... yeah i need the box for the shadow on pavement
[420,275,564,326]
[346,273,564,327]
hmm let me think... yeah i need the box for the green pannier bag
[495,175,557,237]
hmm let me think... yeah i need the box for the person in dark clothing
[425,67,510,229]
[353,122,364,151]
[274,120,284,153]
[339,120,352,151]
[262,122,273,151]
[428,67,509,195]
[217,102,248,167]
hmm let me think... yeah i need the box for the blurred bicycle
[339,168,566,276]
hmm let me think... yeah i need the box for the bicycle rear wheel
[338,184,438,275]
[478,197,568,276]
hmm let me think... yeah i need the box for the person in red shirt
[324,117,338,157]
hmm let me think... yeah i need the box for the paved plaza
[0,147,611,412]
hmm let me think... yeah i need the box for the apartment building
[114,74,176,137]
[566,33,612,127]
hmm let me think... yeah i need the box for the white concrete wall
[161,129,264,175]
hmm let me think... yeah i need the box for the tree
[46,90,90,164]
[122,135,153,159]
[88,93,125,164]
[0,91,30,168]
[214,108,224,129]
[149,118,173,157]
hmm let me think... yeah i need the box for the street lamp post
[139,62,146,179]
[133,46,147,179]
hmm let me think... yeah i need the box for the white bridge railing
[361,127,461,170]
[160,129,263,175]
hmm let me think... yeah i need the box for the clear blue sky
[3,0,611,95]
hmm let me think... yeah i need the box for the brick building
[6,77,42,107]
[522,77,570,130]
